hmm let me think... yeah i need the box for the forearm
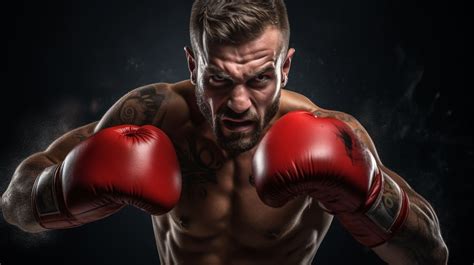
[334,167,447,264]
[1,121,98,232]
[1,153,57,232]
[373,191,448,264]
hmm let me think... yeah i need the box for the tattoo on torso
[174,134,224,188]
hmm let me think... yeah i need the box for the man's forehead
[201,26,284,65]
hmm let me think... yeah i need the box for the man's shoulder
[279,88,319,116]
[140,80,196,130]
[278,88,354,123]
[126,80,192,103]
[96,80,194,132]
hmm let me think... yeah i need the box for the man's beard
[196,90,280,156]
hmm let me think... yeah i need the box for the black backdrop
[1,0,472,264]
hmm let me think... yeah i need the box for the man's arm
[1,122,97,233]
[314,109,449,264]
[1,83,172,233]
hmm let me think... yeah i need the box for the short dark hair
[190,0,290,53]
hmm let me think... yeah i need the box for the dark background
[1,0,472,264]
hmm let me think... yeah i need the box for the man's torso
[150,80,333,265]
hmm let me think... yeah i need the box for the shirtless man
[1,1,448,264]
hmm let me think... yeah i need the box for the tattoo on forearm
[70,124,96,145]
[389,203,446,264]
[73,132,88,142]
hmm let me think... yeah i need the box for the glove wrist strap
[31,164,82,229]
[338,172,410,248]
[365,172,409,234]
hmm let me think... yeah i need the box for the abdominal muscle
[150,153,333,265]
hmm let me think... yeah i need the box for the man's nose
[227,85,251,114]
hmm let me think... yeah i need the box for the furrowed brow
[206,65,232,79]
[250,65,275,78]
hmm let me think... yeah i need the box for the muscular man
[1,1,448,264]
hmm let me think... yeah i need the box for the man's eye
[254,74,270,82]
[210,75,226,82]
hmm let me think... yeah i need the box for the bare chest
[158,132,325,246]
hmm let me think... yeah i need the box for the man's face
[186,26,295,155]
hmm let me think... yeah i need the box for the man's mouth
[221,117,256,132]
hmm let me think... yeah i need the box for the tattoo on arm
[44,121,98,162]
[98,85,168,130]
[119,86,165,124]
[388,202,447,264]
[72,123,95,142]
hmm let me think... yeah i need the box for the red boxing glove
[253,111,409,247]
[32,125,181,229]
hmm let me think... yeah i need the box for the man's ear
[281,48,295,87]
[184,46,197,84]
